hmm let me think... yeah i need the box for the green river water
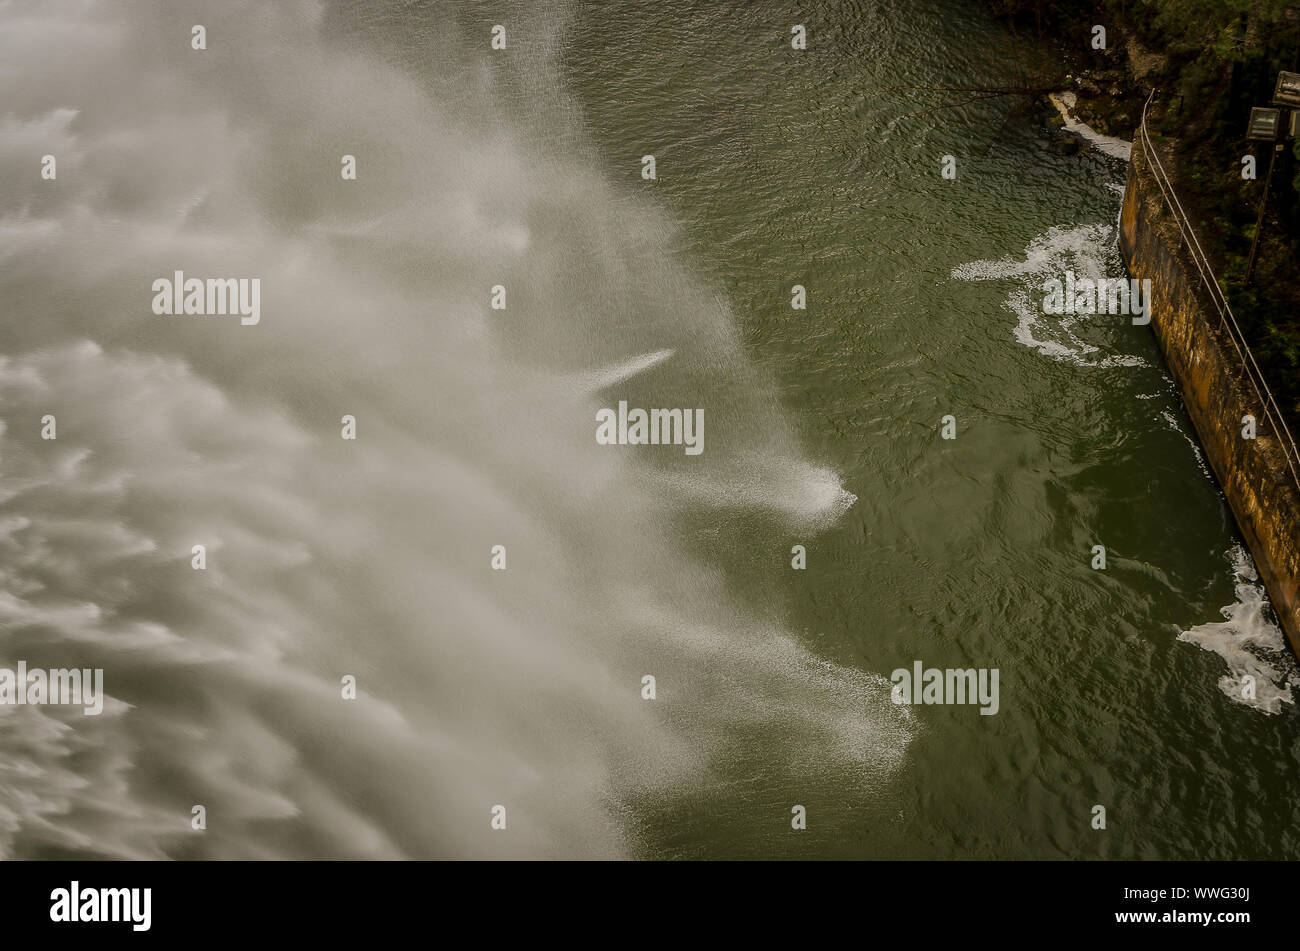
[3,0,1298,861]
[555,0,1300,859]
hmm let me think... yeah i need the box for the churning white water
[951,223,1149,369]
[1180,545,1297,716]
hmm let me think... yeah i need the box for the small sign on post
[1273,70,1300,107]
[1247,106,1281,141]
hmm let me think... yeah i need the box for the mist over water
[3,0,1299,862]
[0,0,914,859]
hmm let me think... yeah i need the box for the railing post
[1244,143,1282,284]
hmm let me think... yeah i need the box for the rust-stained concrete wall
[1121,133,1300,656]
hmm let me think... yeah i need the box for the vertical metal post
[1245,143,1282,284]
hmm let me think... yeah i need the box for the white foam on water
[951,224,1149,368]
[1049,91,1133,161]
[1179,545,1297,715]
[1158,409,1212,479]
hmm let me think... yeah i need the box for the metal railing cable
[1136,90,1300,495]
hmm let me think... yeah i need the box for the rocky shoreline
[1038,31,1166,155]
